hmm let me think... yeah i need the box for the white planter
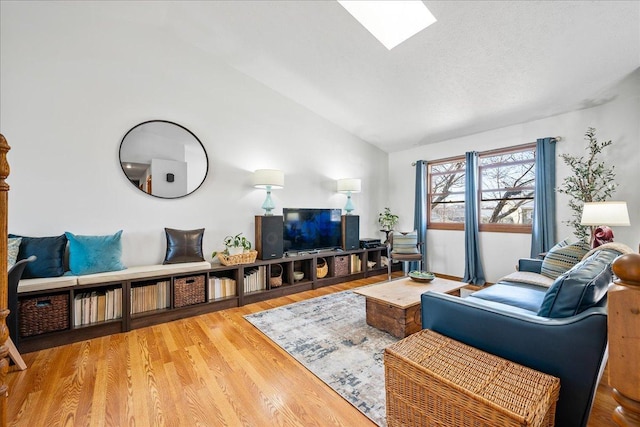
[227,247,244,256]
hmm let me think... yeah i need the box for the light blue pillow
[8,237,21,270]
[65,230,126,276]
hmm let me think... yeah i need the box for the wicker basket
[218,250,258,266]
[269,264,283,288]
[18,293,70,337]
[317,258,328,278]
[174,275,206,308]
[385,329,560,427]
[335,255,349,277]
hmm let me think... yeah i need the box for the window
[479,144,535,232]
[428,157,466,230]
[427,143,536,233]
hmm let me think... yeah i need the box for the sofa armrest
[518,258,543,273]
[421,291,607,427]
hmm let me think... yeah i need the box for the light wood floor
[7,274,618,426]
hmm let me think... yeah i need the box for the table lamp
[580,201,630,248]
[253,169,284,216]
[337,178,361,215]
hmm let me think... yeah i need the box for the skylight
[337,0,436,50]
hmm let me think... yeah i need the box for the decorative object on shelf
[557,127,619,242]
[337,178,361,215]
[378,207,399,243]
[408,270,435,282]
[217,250,258,266]
[580,201,630,248]
[316,258,328,278]
[270,264,283,287]
[293,271,304,281]
[253,169,284,216]
[212,232,256,265]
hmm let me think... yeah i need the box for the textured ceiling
[138,1,640,152]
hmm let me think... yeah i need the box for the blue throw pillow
[537,250,617,318]
[8,234,67,278]
[65,230,126,276]
[391,231,419,254]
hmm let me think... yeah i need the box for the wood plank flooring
[6,274,618,426]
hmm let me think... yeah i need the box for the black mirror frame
[119,120,209,199]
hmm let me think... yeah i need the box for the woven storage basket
[384,329,560,427]
[316,258,328,278]
[174,274,206,308]
[18,293,70,337]
[218,250,258,266]
[269,264,283,288]
[335,255,349,276]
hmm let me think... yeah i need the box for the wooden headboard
[1,133,11,426]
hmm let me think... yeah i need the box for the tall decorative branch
[556,127,617,241]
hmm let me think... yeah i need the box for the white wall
[389,70,640,282]
[0,2,389,267]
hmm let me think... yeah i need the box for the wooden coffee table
[354,276,465,338]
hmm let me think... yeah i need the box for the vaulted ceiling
[126,1,640,152]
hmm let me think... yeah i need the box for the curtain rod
[411,136,563,165]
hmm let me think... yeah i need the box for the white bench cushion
[18,276,78,294]
[18,261,212,292]
[76,261,212,285]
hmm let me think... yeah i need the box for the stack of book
[350,254,362,273]
[74,288,123,326]
[130,280,170,314]
[244,266,266,294]
[208,276,237,300]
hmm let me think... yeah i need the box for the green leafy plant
[212,233,252,259]
[378,207,399,231]
[557,127,618,241]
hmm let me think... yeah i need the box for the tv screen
[283,208,342,253]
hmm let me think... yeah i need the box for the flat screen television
[283,208,342,253]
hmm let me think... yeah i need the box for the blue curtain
[530,138,557,257]
[412,160,428,271]
[463,151,486,285]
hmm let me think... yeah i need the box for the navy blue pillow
[8,234,67,278]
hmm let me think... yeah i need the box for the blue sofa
[421,245,630,427]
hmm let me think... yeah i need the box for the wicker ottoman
[384,329,560,427]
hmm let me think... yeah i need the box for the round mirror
[119,120,208,199]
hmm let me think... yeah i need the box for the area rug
[244,290,399,427]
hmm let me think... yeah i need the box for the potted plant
[378,207,399,243]
[557,127,618,242]
[212,233,252,259]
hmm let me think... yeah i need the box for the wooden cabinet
[15,247,393,353]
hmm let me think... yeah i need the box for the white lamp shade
[253,169,284,189]
[580,201,630,226]
[337,178,361,193]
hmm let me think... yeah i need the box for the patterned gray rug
[244,290,399,426]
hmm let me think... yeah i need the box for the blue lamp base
[343,192,355,215]
[262,185,275,216]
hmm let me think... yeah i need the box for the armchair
[421,247,623,427]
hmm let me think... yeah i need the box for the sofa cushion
[469,283,547,313]
[9,233,67,278]
[498,271,554,288]
[540,238,590,279]
[163,228,205,264]
[391,231,419,254]
[65,230,126,276]
[537,250,617,318]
